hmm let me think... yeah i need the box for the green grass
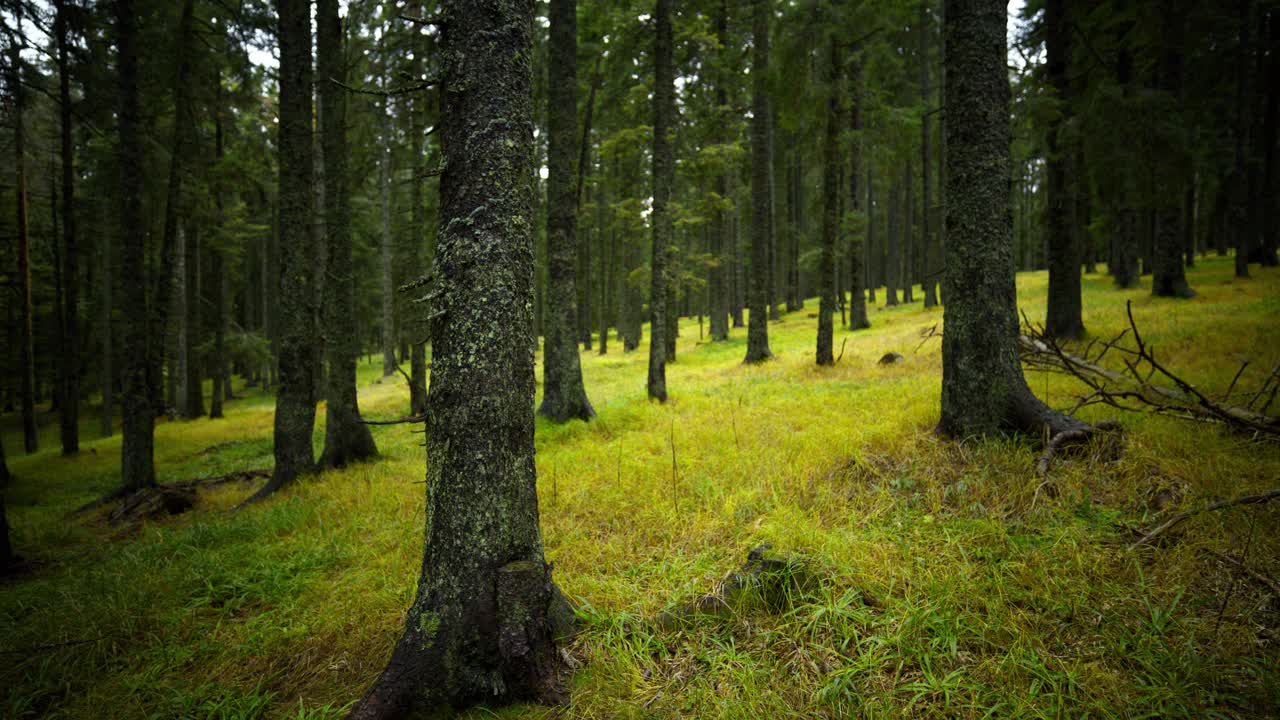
[3,255,1279,719]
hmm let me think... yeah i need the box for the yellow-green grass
[3,255,1279,719]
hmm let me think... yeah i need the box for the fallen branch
[1034,420,1123,476]
[1128,488,1280,551]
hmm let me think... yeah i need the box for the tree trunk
[816,41,841,366]
[250,0,317,501]
[343,2,571,715]
[318,0,377,467]
[1151,6,1195,298]
[100,210,115,438]
[380,87,397,378]
[938,0,1088,439]
[744,0,774,364]
[885,178,900,307]
[902,163,916,304]
[183,224,205,417]
[1111,44,1140,289]
[540,0,595,421]
[920,3,939,309]
[849,56,870,330]
[55,0,79,455]
[867,160,877,304]
[1044,0,1086,338]
[7,15,38,455]
[647,0,674,398]
[710,0,731,341]
[210,82,227,420]
[116,0,157,491]
[768,102,782,322]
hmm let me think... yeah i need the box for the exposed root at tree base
[1035,420,1124,476]
[71,469,272,522]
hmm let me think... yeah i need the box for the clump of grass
[2,256,1279,718]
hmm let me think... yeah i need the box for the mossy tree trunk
[344,2,571,716]
[540,0,596,422]
[817,40,841,366]
[116,0,156,491]
[938,0,1090,440]
[318,0,377,467]
[647,0,674,399]
[1044,0,1086,338]
[252,0,317,501]
[744,0,774,364]
[408,0,430,417]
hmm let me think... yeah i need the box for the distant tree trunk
[55,0,79,455]
[849,56,870,330]
[0,490,12,573]
[379,89,397,377]
[7,15,38,455]
[885,178,900,307]
[1112,44,1140,289]
[541,0,596,421]
[867,161,877,304]
[786,145,804,313]
[318,0,377,467]
[768,103,782,322]
[1233,0,1252,279]
[116,0,157,490]
[343,2,571,715]
[938,0,1087,439]
[647,0,674,398]
[1151,6,1195,298]
[576,64,601,352]
[710,0,731,341]
[1255,7,1279,266]
[183,225,204,416]
[1044,0,1085,337]
[250,0,317,502]
[920,4,939,309]
[902,163,916,304]
[597,172,611,354]
[744,0,774,364]
[210,82,227,420]
[408,9,429,417]
[730,159,746,328]
[817,41,841,366]
[100,213,115,438]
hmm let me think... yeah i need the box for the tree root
[71,469,271,521]
[1034,420,1124,476]
[1128,488,1280,551]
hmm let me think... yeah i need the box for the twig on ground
[1128,488,1280,551]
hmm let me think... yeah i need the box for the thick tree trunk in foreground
[344,3,571,716]
[55,0,79,455]
[647,0,674,399]
[816,42,841,366]
[938,0,1089,439]
[744,0,774,364]
[252,0,317,501]
[116,0,156,491]
[540,0,595,421]
[318,0,377,467]
[1044,0,1086,338]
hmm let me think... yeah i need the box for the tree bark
[251,0,317,501]
[100,209,115,438]
[540,0,596,421]
[7,13,38,455]
[379,80,397,378]
[183,224,205,417]
[849,55,870,330]
[210,79,227,420]
[938,0,1089,439]
[1150,5,1194,298]
[344,2,571,715]
[817,40,842,366]
[116,0,156,491]
[647,0,674,398]
[1044,0,1085,338]
[744,0,774,364]
[920,3,939,309]
[55,0,79,454]
[317,0,378,466]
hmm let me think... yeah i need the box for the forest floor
[3,255,1280,719]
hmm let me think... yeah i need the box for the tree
[54,0,79,455]
[540,0,596,422]
[708,0,732,342]
[848,53,870,330]
[1043,0,1085,338]
[318,0,378,467]
[116,0,156,491]
[744,0,774,364]
[816,40,842,366]
[250,0,317,502]
[938,0,1089,440]
[344,1,571,716]
[1149,2,1194,299]
[5,9,38,455]
[648,0,674,400]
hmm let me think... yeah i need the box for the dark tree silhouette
[648,0,674,399]
[744,0,774,364]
